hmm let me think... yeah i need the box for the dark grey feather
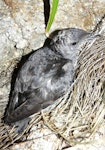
[3,28,97,132]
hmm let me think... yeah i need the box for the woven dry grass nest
[0,19,105,149]
[42,35,105,145]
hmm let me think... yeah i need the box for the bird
[3,28,98,132]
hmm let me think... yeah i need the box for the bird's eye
[71,42,77,45]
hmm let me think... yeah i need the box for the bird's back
[4,46,74,123]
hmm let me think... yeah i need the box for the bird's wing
[5,91,54,123]
[5,47,67,123]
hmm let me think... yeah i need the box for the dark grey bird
[3,28,97,132]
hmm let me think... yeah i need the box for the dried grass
[41,36,105,145]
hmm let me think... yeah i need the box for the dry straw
[0,15,105,149]
[42,15,105,145]
[42,35,105,145]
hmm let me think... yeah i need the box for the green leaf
[46,0,59,33]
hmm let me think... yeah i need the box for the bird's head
[50,28,99,60]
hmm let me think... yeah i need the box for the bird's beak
[78,32,101,51]
[81,32,101,45]
[86,32,101,40]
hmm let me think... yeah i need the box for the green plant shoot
[46,0,59,34]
